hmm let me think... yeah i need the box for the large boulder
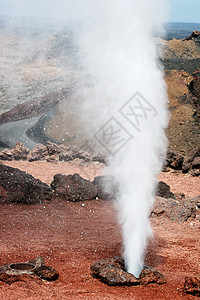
[51,173,98,201]
[0,164,53,204]
[91,256,166,286]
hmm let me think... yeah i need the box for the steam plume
[2,0,169,278]
[77,0,169,277]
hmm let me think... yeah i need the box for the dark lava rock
[92,175,117,200]
[182,147,200,173]
[51,173,98,201]
[152,197,197,222]
[156,181,175,199]
[166,150,184,170]
[35,266,59,281]
[183,276,200,297]
[0,164,52,204]
[91,256,166,286]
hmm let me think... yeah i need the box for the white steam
[77,0,169,277]
[2,0,169,278]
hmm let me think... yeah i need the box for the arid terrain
[0,19,200,299]
[0,160,199,300]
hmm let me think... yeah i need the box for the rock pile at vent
[91,256,166,286]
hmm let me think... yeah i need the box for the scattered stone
[166,150,184,170]
[182,147,200,173]
[92,175,117,200]
[51,173,98,201]
[151,197,197,222]
[156,181,176,199]
[91,256,166,286]
[12,142,30,160]
[0,141,106,164]
[183,276,200,297]
[174,193,185,200]
[27,144,48,162]
[0,148,13,161]
[0,164,53,204]
[35,266,59,281]
[0,142,29,161]
[0,257,59,284]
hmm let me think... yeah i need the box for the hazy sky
[0,0,200,23]
[169,0,200,23]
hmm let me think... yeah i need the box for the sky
[0,0,200,23]
[169,0,200,23]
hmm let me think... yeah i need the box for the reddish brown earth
[0,160,199,299]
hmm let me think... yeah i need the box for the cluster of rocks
[90,256,200,297]
[0,142,106,164]
[0,142,199,176]
[166,147,200,176]
[0,164,199,222]
[0,257,59,285]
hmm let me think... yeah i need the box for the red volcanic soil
[0,160,199,299]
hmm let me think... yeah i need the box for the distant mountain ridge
[166,22,200,40]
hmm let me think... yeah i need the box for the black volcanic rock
[156,181,175,199]
[91,256,166,286]
[92,175,117,200]
[51,173,98,201]
[0,164,52,204]
[35,266,59,281]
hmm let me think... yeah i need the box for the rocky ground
[0,20,200,299]
[0,24,199,154]
[0,160,199,299]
